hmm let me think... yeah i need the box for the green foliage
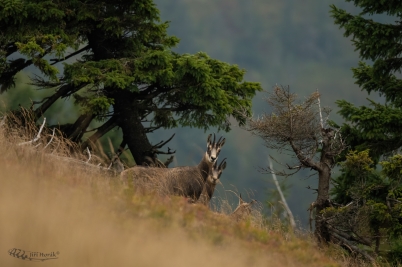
[332,150,402,262]
[389,239,402,265]
[331,2,402,159]
[64,47,261,131]
[380,154,402,179]
[332,2,402,260]
[0,0,262,166]
[0,0,81,92]
[332,150,379,204]
[341,149,374,175]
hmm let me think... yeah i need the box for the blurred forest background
[1,0,386,227]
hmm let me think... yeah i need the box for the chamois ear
[221,161,227,170]
[218,138,226,148]
[207,134,212,145]
[219,158,227,170]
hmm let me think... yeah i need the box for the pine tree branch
[34,83,86,118]
[50,45,90,65]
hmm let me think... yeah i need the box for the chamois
[197,158,227,206]
[120,133,225,201]
[230,194,257,222]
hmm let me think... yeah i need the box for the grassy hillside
[0,119,355,267]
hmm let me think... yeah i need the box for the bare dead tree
[246,85,346,244]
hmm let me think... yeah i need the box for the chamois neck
[205,182,216,200]
[198,153,213,181]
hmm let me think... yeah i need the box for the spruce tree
[330,1,402,159]
[0,0,262,165]
[330,2,402,263]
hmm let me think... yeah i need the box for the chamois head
[207,158,227,185]
[206,133,225,163]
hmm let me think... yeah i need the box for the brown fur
[197,159,226,206]
[230,194,257,222]
[120,134,226,200]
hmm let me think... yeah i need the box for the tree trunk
[374,226,380,254]
[314,166,332,243]
[314,128,336,243]
[112,89,153,165]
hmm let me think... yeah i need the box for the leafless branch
[258,163,301,177]
[18,117,46,146]
[286,163,303,170]
[154,147,176,155]
[49,154,117,174]
[269,157,296,230]
[164,155,174,167]
[316,89,323,129]
[85,147,91,163]
[152,133,176,149]
[43,128,56,150]
[332,232,376,263]
[306,185,319,193]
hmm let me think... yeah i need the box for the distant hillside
[155,0,364,106]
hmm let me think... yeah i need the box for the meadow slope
[0,126,343,267]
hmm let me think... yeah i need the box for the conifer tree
[331,1,402,160]
[330,2,402,263]
[0,0,262,165]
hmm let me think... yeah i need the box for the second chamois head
[207,158,227,185]
[206,133,225,164]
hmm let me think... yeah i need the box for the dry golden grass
[0,115,359,267]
